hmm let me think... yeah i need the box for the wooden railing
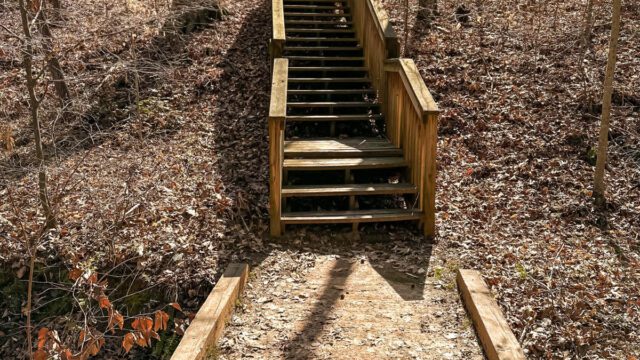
[269,58,288,236]
[270,0,285,60]
[350,0,439,238]
[384,59,438,237]
[347,0,398,112]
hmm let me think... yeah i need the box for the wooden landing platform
[218,257,483,359]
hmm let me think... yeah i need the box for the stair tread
[288,78,370,82]
[288,89,375,95]
[288,101,378,106]
[284,5,349,9]
[284,46,362,51]
[285,20,353,24]
[284,138,399,157]
[287,56,363,60]
[281,209,422,224]
[284,13,352,17]
[286,37,358,41]
[282,183,417,197]
[286,114,381,121]
[287,28,355,32]
[289,66,366,71]
[284,157,406,170]
[285,138,394,149]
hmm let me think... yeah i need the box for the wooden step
[284,13,352,17]
[287,28,354,33]
[284,5,349,9]
[288,78,370,83]
[284,46,362,51]
[283,157,406,170]
[284,138,401,157]
[286,114,381,121]
[281,209,422,224]
[287,56,363,61]
[285,20,353,25]
[285,0,347,2]
[288,89,375,95]
[286,37,358,42]
[289,66,366,72]
[288,101,378,108]
[282,183,417,197]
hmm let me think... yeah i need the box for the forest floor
[0,0,638,358]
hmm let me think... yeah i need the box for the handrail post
[269,58,288,237]
[424,112,438,239]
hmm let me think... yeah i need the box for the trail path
[219,248,483,359]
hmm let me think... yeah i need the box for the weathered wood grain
[282,183,417,197]
[281,209,422,224]
[457,269,526,360]
[385,58,439,117]
[171,263,249,360]
[283,157,406,170]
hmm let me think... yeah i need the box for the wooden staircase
[269,0,439,237]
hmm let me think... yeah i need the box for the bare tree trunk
[418,0,436,21]
[403,0,409,56]
[18,0,57,229]
[583,0,595,48]
[36,1,71,105]
[594,0,622,206]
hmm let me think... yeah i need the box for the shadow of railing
[281,259,355,359]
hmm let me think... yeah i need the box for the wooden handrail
[348,0,399,117]
[269,58,288,236]
[363,0,399,57]
[271,0,285,59]
[383,58,438,238]
[384,58,439,118]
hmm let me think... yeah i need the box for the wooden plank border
[456,269,526,360]
[171,263,249,360]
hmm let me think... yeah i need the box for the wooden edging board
[456,269,526,360]
[171,263,249,360]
